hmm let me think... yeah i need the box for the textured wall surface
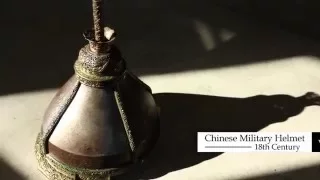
[214,0,320,40]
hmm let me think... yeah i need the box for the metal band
[35,133,127,180]
[74,44,126,88]
[74,62,117,88]
[114,91,136,152]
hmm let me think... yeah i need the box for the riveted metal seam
[114,90,135,152]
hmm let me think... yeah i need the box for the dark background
[215,0,320,40]
[1,0,320,95]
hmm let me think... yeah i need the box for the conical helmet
[35,8,160,180]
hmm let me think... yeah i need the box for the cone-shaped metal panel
[48,84,132,169]
[41,75,80,137]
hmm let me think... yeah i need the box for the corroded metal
[92,0,107,52]
[74,28,125,88]
[92,0,106,43]
[35,65,160,179]
[35,0,160,179]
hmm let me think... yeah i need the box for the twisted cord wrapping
[92,0,106,52]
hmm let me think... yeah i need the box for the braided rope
[92,0,106,52]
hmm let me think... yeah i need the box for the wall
[214,0,320,39]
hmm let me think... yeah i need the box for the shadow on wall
[0,157,25,180]
[1,0,320,95]
[115,91,320,180]
[213,0,320,40]
[238,164,320,180]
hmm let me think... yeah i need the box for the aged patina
[35,0,160,179]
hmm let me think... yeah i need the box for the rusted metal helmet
[34,1,160,179]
